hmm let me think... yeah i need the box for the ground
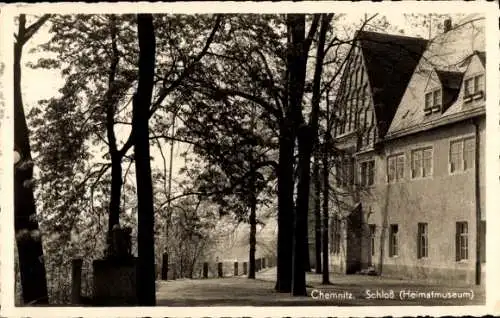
[155,267,485,306]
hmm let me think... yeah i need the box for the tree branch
[19,14,51,45]
[150,15,223,116]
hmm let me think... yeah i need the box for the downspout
[473,118,481,285]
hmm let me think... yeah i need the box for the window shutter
[455,222,460,261]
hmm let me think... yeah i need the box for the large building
[322,16,485,284]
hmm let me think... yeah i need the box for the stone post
[203,262,208,278]
[234,262,238,276]
[243,262,248,275]
[218,262,223,278]
[71,258,83,304]
[161,252,168,280]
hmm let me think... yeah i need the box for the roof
[355,31,428,138]
[476,51,486,66]
[386,14,485,138]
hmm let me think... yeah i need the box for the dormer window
[464,74,484,102]
[424,89,441,115]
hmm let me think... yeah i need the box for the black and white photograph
[0,1,498,316]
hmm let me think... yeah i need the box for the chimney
[444,18,452,33]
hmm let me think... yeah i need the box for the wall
[363,118,485,284]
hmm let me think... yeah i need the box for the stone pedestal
[233,262,238,276]
[161,253,168,280]
[93,258,137,306]
[203,262,209,278]
[217,262,223,278]
[71,259,83,304]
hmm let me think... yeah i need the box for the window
[474,74,484,93]
[433,89,441,106]
[411,150,422,178]
[369,224,376,256]
[464,138,475,170]
[389,224,398,257]
[359,160,375,187]
[411,147,433,178]
[464,78,473,96]
[423,148,432,177]
[425,92,432,109]
[464,74,484,97]
[417,223,428,259]
[388,154,405,182]
[337,157,354,187]
[450,137,475,173]
[424,89,442,114]
[456,222,468,261]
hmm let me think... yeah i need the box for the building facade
[325,16,486,284]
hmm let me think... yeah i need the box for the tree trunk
[248,170,257,279]
[274,128,294,293]
[14,19,49,305]
[292,127,313,296]
[134,14,156,306]
[321,138,331,284]
[106,15,123,236]
[288,13,325,296]
[286,13,310,297]
[303,210,311,272]
[313,155,322,274]
[108,154,122,234]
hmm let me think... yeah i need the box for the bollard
[234,262,238,276]
[71,258,83,305]
[243,262,248,275]
[218,262,223,278]
[262,258,266,269]
[161,253,168,280]
[203,262,208,278]
[256,258,261,271]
